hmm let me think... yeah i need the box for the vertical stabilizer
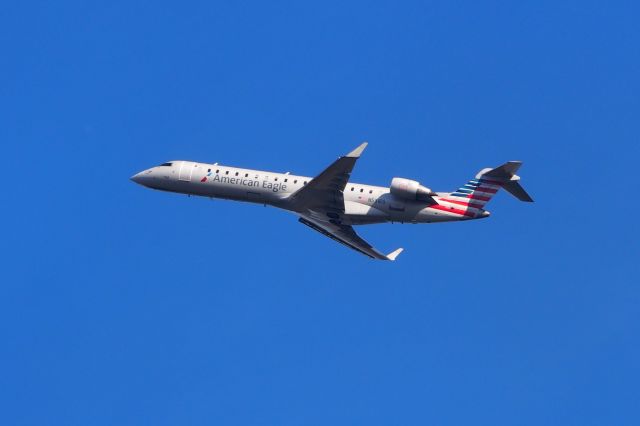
[448,161,533,208]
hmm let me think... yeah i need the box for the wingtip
[346,141,368,158]
[386,247,404,261]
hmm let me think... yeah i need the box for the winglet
[386,247,404,261]
[346,142,368,158]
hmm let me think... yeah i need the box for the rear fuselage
[131,160,489,225]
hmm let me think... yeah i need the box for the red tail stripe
[439,198,484,209]
[474,186,498,194]
[468,194,491,201]
[452,194,491,202]
[429,204,476,218]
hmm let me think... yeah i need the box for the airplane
[131,143,533,260]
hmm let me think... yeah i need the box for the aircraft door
[178,161,194,182]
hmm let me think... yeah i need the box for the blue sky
[2,1,639,424]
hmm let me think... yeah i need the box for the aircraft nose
[130,170,152,186]
[130,172,144,184]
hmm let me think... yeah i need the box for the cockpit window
[159,162,173,167]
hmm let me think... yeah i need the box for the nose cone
[130,169,154,186]
[130,171,145,184]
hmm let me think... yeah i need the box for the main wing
[298,215,403,261]
[287,142,368,214]
[287,142,402,260]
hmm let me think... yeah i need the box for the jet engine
[390,177,437,203]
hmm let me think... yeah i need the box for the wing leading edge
[287,142,368,214]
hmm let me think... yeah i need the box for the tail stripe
[439,198,485,209]
[468,195,491,201]
[474,186,498,194]
[449,193,492,201]
[476,182,502,189]
[428,204,476,218]
[468,180,503,187]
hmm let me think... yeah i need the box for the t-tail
[443,161,533,217]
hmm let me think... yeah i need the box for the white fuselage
[131,160,489,225]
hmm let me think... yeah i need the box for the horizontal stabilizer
[503,180,534,202]
[483,161,523,179]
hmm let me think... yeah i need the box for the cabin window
[275,177,278,181]
[369,190,373,194]
[245,173,248,177]
[225,171,229,175]
[360,188,364,193]
[284,179,288,182]
[235,172,239,176]
[294,180,298,184]
[207,169,211,172]
[304,181,307,185]
[351,187,354,191]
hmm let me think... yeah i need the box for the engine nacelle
[390,177,437,202]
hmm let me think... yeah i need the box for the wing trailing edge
[298,216,403,261]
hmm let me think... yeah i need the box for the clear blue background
[2,1,639,424]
